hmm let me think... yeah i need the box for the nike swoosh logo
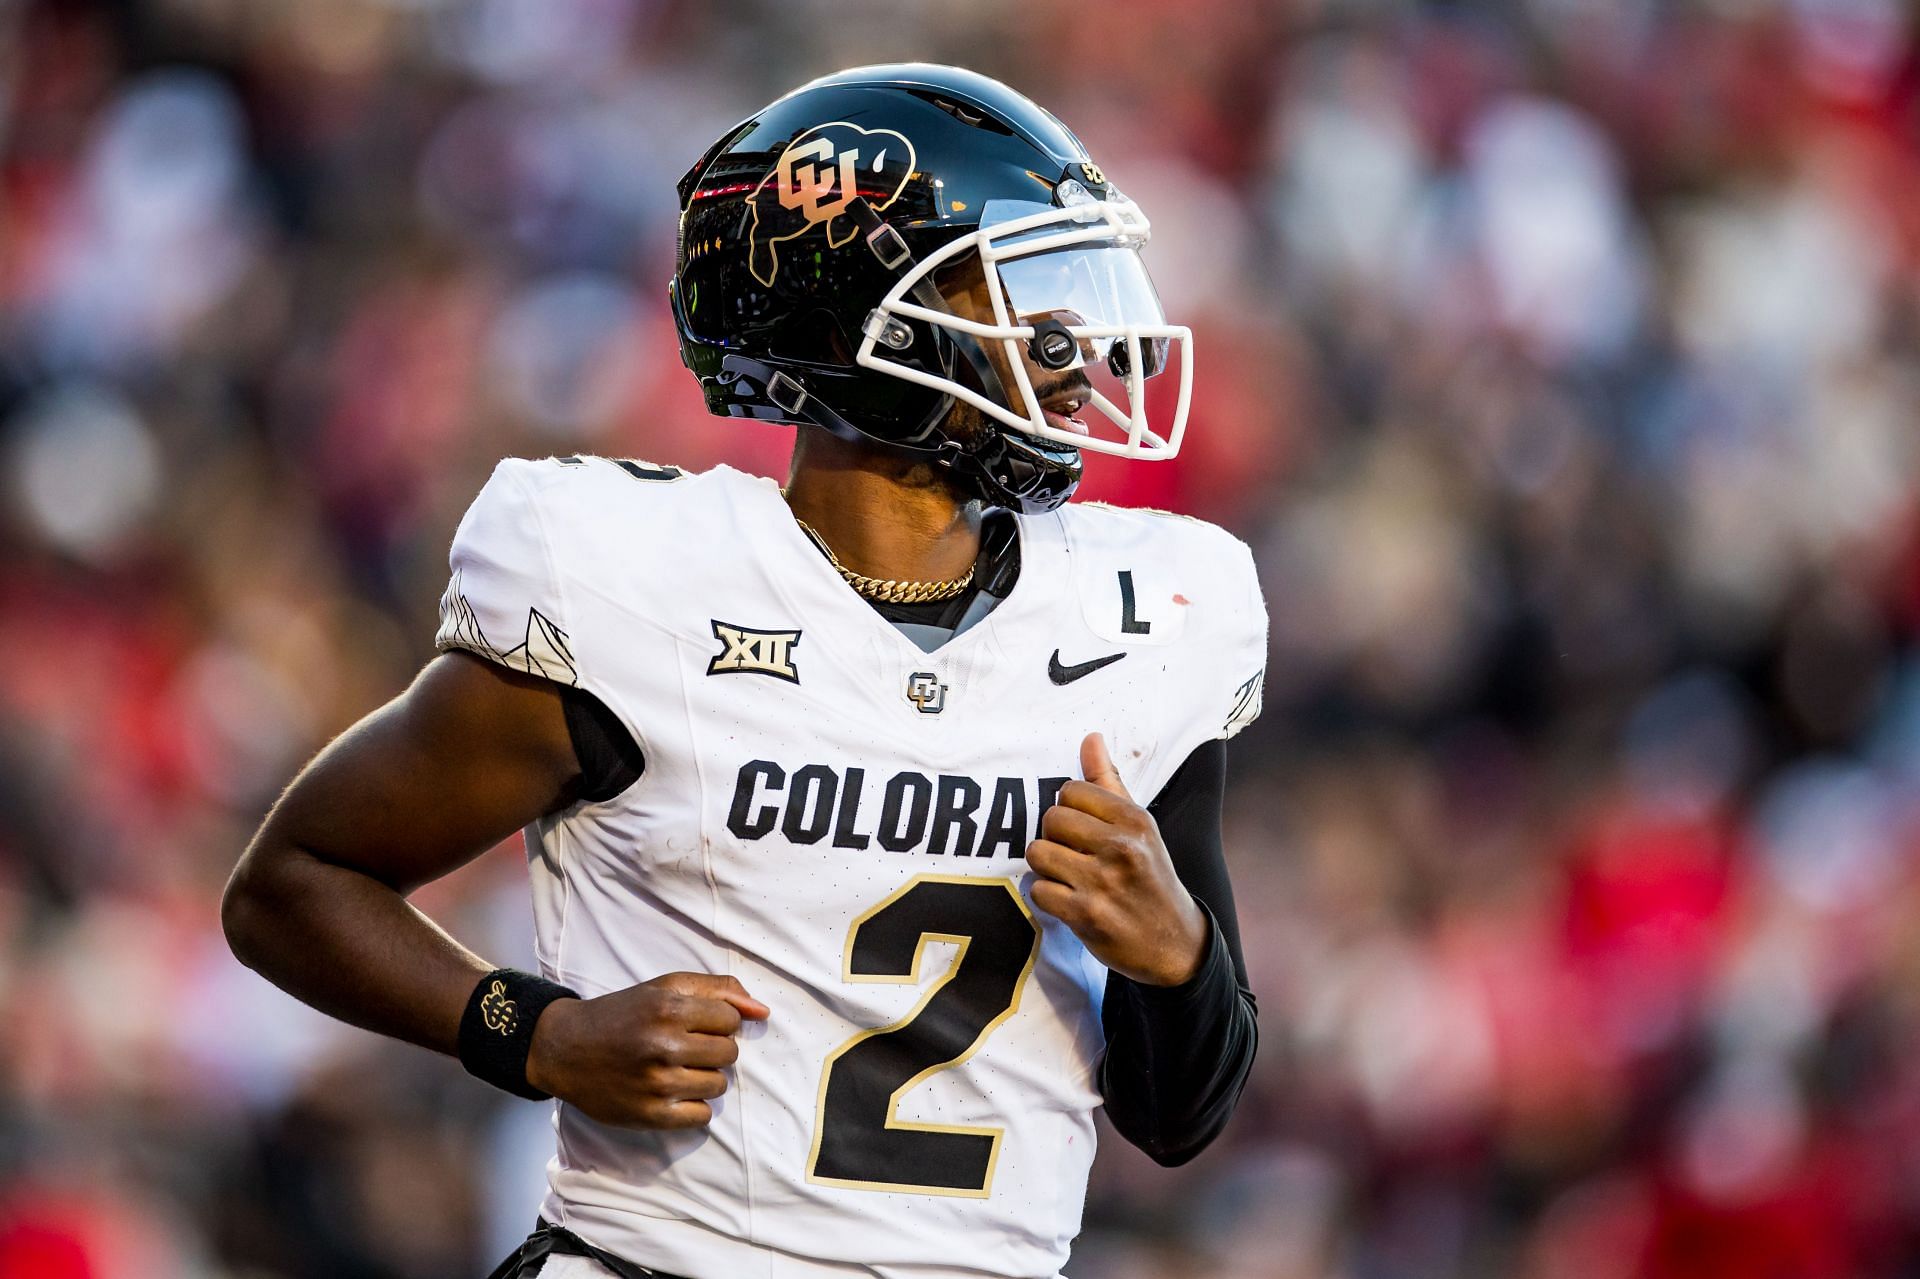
[1049,649,1126,685]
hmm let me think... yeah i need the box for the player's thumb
[1081,732,1132,800]
[664,972,771,1021]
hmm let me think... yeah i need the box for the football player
[224,65,1266,1279]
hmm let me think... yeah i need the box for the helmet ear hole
[821,314,856,364]
[776,309,857,365]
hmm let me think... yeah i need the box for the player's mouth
[1040,391,1090,436]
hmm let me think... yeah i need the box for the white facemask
[855,189,1193,461]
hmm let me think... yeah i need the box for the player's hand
[1026,732,1209,987]
[525,972,769,1129]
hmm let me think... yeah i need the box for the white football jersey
[436,457,1266,1279]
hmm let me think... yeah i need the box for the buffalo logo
[906,671,948,714]
[747,122,916,286]
[709,620,802,683]
[480,980,518,1036]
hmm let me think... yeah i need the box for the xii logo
[709,620,803,684]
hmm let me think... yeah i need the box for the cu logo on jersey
[905,671,947,715]
[708,620,802,684]
[747,122,917,286]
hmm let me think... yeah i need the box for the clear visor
[980,200,1170,378]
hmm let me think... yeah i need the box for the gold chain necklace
[792,516,976,605]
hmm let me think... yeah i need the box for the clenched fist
[1026,732,1209,987]
[525,972,769,1129]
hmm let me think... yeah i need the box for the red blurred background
[6,1,1920,1276]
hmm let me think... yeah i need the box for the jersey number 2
[806,875,1041,1197]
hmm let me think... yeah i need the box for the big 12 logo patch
[747,122,916,286]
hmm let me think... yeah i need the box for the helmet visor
[980,199,1170,378]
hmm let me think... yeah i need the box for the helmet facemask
[856,188,1193,463]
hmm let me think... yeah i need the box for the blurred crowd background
[4,0,1920,1275]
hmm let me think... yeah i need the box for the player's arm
[222,651,577,1054]
[1095,738,1258,1166]
[221,651,765,1128]
[1027,734,1258,1166]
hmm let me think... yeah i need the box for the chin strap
[717,352,953,457]
[716,348,1076,515]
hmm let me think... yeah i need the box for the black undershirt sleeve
[561,686,645,803]
[1099,737,1259,1166]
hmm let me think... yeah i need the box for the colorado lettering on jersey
[727,760,1071,859]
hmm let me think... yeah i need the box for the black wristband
[457,968,578,1101]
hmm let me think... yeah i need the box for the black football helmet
[669,64,1191,513]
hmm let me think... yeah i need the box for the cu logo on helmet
[747,122,916,286]
[906,671,947,715]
